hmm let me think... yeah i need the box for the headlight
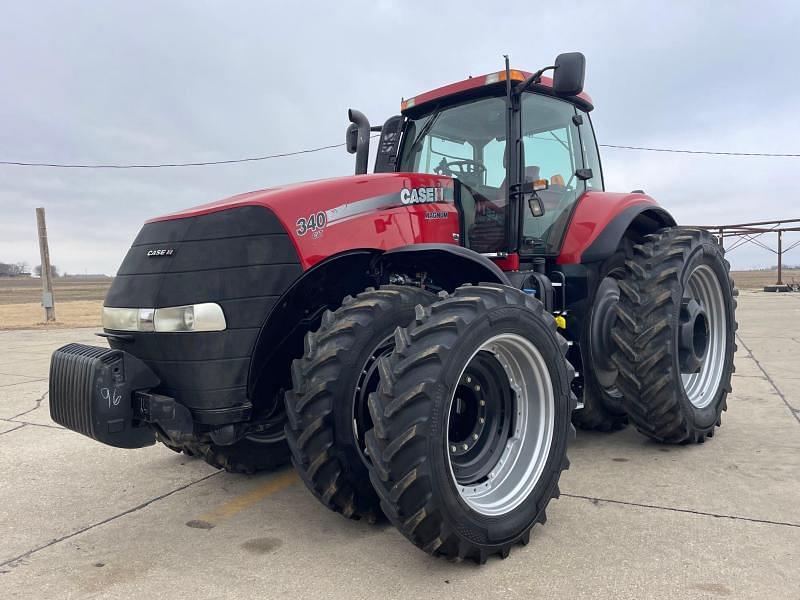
[102,307,154,332]
[154,303,226,332]
[103,303,226,332]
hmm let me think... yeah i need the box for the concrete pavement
[1,291,798,599]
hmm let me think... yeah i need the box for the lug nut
[479,400,486,406]
[462,444,468,451]
[479,417,485,424]
[451,445,457,453]
[472,433,479,440]
[475,384,481,391]
[466,376,472,383]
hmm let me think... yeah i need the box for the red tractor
[50,53,737,563]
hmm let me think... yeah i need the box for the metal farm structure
[693,219,800,290]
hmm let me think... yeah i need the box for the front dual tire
[284,286,437,521]
[365,285,575,562]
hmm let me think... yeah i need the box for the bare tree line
[0,261,59,277]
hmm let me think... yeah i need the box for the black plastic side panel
[105,206,301,421]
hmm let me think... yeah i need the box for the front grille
[103,205,302,422]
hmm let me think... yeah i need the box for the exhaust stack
[346,109,370,175]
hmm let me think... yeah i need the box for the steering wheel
[434,158,487,184]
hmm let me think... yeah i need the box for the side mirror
[346,123,359,154]
[553,52,586,97]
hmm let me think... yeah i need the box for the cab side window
[522,126,576,187]
[579,111,604,190]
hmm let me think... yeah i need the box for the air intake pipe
[347,108,370,175]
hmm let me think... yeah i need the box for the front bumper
[49,343,193,449]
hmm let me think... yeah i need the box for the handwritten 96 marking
[100,387,123,409]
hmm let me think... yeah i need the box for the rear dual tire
[611,228,737,443]
[365,285,575,563]
[573,249,629,432]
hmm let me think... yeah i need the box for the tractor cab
[355,53,603,262]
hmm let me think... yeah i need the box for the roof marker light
[401,97,416,111]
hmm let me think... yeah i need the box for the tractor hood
[106,171,458,423]
[148,172,457,270]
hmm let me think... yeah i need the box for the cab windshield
[398,92,600,254]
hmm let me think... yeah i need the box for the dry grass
[0,300,103,330]
[0,270,796,330]
[0,277,110,329]
[731,269,800,290]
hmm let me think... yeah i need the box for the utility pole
[777,230,783,286]
[35,207,56,322]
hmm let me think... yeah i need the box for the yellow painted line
[194,470,298,526]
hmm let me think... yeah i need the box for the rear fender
[556,194,675,357]
[580,205,676,263]
[558,191,676,265]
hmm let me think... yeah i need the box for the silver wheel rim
[681,265,727,409]
[352,334,395,466]
[446,333,555,517]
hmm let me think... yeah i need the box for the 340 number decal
[296,211,327,237]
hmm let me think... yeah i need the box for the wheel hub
[679,297,709,374]
[589,276,621,390]
[448,353,513,484]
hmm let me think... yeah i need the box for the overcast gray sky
[1,0,798,275]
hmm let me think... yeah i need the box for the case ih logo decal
[321,186,453,232]
[146,248,175,257]
[400,186,445,205]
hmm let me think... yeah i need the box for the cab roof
[401,69,594,115]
